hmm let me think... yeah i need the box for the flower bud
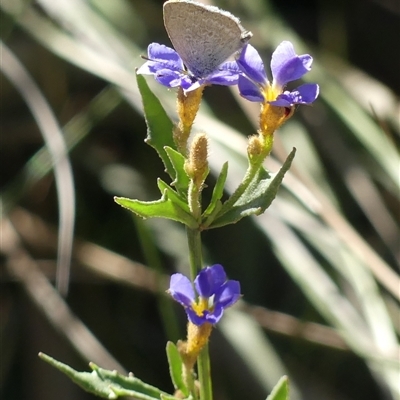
[184,133,209,188]
[247,135,263,158]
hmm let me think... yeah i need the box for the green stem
[184,364,198,400]
[197,344,212,400]
[186,228,212,400]
[186,227,202,281]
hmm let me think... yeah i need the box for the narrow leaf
[39,352,166,399]
[266,376,289,400]
[157,179,190,213]
[209,148,296,228]
[164,146,190,196]
[166,342,189,397]
[202,162,228,226]
[136,74,176,179]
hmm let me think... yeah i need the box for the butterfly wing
[163,0,252,77]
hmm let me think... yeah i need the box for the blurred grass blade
[0,42,75,296]
[221,309,301,400]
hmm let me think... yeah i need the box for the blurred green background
[1,0,399,399]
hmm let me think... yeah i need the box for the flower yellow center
[261,82,282,102]
[191,297,210,316]
[257,83,293,136]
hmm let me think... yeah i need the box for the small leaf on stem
[266,375,289,400]
[166,342,190,397]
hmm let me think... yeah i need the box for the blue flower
[237,41,319,106]
[137,43,241,94]
[168,264,241,326]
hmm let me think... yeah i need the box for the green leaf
[209,148,296,228]
[114,192,198,228]
[166,342,189,397]
[201,162,228,227]
[160,394,184,400]
[164,146,190,196]
[157,179,189,213]
[136,73,176,179]
[38,352,167,399]
[266,376,289,400]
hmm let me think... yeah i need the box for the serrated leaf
[136,74,176,179]
[164,146,190,196]
[39,352,166,399]
[266,376,289,400]
[209,148,296,228]
[166,342,189,397]
[201,162,228,227]
[115,193,198,228]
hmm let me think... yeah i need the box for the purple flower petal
[268,95,293,107]
[208,264,227,286]
[154,68,186,87]
[169,273,195,306]
[207,74,239,86]
[207,73,237,86]
[270,41,296,70]
[186,308,206,326]
[238,75,265,102]
[147,43,184,70]
[137,43,199,91]
[214,280,241,308]
[195,264,226,298]
[205,304,224,324]
[152,68,201,93]
[271,41,313,88]
[237,44,268,86]
[270,83,319,106]
[295,83,320,103]
[199,61,240,86]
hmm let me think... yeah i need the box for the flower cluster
[138,41,319,107]
[140,31,319,333]
[138,39,318,147]
[168,264,241,326]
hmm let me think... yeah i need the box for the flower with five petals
[237,41,319,107]
[168,264,241,326]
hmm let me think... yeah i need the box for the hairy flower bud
[184,133,209,188]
